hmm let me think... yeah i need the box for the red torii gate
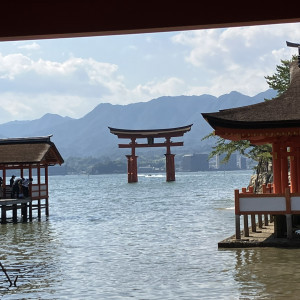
[109,124,192,183]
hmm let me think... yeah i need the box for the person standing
[22,178,33,198]
[12,178,22,198]
[10,175,15,198]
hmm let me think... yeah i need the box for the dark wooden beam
[0,1,299,41]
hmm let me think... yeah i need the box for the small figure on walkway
[12,178,22,199]
[22,178,33,198]
[10,175,15,198]
[10,175,15,187]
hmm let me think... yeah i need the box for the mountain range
[0,89,276,159]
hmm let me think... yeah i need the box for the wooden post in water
[234,189,241,239]
[1,205,6,224]
[37,165,41,219]
[29,201,32,221]
[45,166,49,216]
[28,166,33,221]
[235,215,241,239]
[22,203,27,222]
[38,200,41,219]
[243,215,249,237]
[258,215,263,228]
[12,204,17,223]
[286,214,293,239]
[251,215,256,232]
[264,214,269,226]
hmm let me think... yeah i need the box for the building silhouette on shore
[182,153,247,171]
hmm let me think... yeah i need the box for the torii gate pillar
[165,154,175,181]
[126,155,138,183]
[165,137,175,182]
[126,137,138,183]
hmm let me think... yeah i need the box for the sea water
[1,171,300,299]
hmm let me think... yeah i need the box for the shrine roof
[0,135,64,166]
[202,61,300,130]
[108,124,193,138]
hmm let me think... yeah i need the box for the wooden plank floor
[218,224,300,248]
[0,198,32,205]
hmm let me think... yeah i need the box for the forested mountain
[0,89,276,159]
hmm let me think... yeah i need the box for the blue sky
[0,22,299,124]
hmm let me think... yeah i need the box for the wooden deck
[218,223,300,248]
[0,197,48,223]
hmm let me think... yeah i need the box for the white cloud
[18,42,41,51]
[172,23,300,69]
[0,52,187,123]
[171,22,300,96]
[0,22,300,123]
[0,53,32,79]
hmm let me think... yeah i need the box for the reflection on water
[0,221,62,298]
[1,171,300,299]
[234,248,300,299]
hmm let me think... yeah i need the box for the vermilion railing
[235,184,297,239]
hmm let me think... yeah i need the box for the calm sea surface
[1,171,300,299]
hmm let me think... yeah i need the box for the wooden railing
[0,184,49,223]
[31,184,48,200]
[235,184,298,239]
[2,184,48,200]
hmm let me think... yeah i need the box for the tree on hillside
[203,55,296,191]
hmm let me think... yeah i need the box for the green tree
[264,55,297,97]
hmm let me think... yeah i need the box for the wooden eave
[41,142,64,166]
[202,61,300,139]
[108,124,193,139]
[214,126,300,145]
[0,136,64,167]
[202,114,300,130]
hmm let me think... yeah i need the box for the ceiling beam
[1,1,299,41]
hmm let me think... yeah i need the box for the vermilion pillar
[272,142,281,193]
[290,147,298,193]
[126,155,138,183]
[281,146,289,192]
[297,147,300,192]
[165,137,175,182]
[126,138,138,183]
[165,154,175,181]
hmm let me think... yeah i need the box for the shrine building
[202,60,300,240]
[109,125,192,183]
[0,135,63,223]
